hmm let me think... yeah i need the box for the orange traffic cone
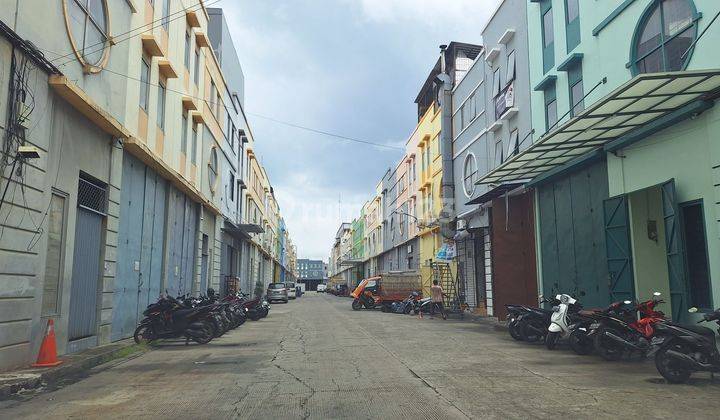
[32,319,62,368]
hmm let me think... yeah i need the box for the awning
[467,182,525,205]
[477,70,720,185]
[222,219,264,240]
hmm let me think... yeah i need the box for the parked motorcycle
[512,296,560,343]
[653,307,720,383]
[390,292,420,314]
[589,292,666,361]
[506,304,527,341]
[352,290,376,310]
[566,301,629,355]
[133,295,215,345]
[545,294,581,350]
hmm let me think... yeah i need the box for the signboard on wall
[494,82,515,119]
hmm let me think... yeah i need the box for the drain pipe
[437,44,455,239]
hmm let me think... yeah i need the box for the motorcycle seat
[172,308,197,318]
[669,323,715,337]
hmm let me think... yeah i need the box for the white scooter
[546,294,577,350]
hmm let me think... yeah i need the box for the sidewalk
[0,339,149,399]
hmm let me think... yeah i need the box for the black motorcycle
[134,296,214,344]
[512,296,560,343]
[654,307,720,383]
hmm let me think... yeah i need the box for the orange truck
[350,272,422,311]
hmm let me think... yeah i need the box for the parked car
[267,283,288,303]
[286,282,297,299]
[316,284,327,293]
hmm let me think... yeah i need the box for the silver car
[267,283,288,303]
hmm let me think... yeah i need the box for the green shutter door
[661,179,689,321]
[604,196,635,303]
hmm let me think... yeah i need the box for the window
[506,50,516,83]
[507,130,519,158]
[139,58,150,111]
[65,0,110,67]
[191,124,198,163]
[209,81,217,111]
[184,31,191,69]
[231,122,237,150]
[161,0,170,31]
[42,192,67,316]
[461,93,476,130]
[157,80,166,129]
[229,171,235,201]
[194,49,200,85]
[181,113,188,154]
[541,1,555,72]
[568,64,584,116]
[492,68,501,97]
[217,92,223,118]
[544,83,558,130]
[463,153,477,198]
[681,201,712,309]
[632,0,697,74]
[494,138,504,166]
[565,0,580,51]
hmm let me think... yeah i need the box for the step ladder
[431,262,461,312]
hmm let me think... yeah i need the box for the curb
[0,340,149,399]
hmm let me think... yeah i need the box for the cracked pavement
[2,294,720,419]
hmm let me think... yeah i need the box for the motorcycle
[238,292,266,321]
[545,294,581,350]
[589,292,666,361]
[512,296,560,343]
[566,301,629,355]
[134,295,215,345]
[506,304,527,341]
[390,292,421,314]
[653,306,720,384]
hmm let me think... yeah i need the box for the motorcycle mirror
[653,292,662,297]
[688,307,699,313]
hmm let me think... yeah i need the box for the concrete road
[2,294,719,419]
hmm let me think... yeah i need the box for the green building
[481,0,720,321]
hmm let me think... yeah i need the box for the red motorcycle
[588,292,667,361]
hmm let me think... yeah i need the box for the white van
[316,284,327,293]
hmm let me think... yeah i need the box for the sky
[220,0,501,260]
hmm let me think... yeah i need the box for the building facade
[0,1,296,370]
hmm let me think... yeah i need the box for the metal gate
[167,188,198,296]
[661,179,688,321]
[603,195,636,303]
[112,155,167,341]
[68,178,106,342]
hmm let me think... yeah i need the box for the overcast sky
[221,0,501,260]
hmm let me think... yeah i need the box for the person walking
[430,279,447,320]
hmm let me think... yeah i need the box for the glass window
[632,0,696,74]
[191,125,198,163]
[184,31,191,69]
[506,50,516,83]
[66,0,109,66]
[492,68,501,96]
[570,80,584,116]
[139,58,150,111]
[162,0,170,31]
[507,130,519,158]
[566,0,579,23]
[463,153,477,197]
[181,113,188,154]
[544,84,558,130]
[543,9,554,48]
[494,139,504,166]
[194,49,200,85]
[157,81,166,129]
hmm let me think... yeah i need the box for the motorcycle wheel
[133,324,156,344]
[508,320,523,341]
[655,341,693,384]
[211,318,224,338]
[260,308,269,318]
[365,298,376,310]
[403,304,413,315]
[190,322,214,345]
[352,299,362,310]
[249,311,262,321]
[545,331,560,350]
[519,319,545,343]
[569,330,594,355]
[593,327,624,361]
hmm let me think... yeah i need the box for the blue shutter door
[603,195,636,303]
[661,179,689,321]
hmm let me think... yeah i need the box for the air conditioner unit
[456,219,467,231]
